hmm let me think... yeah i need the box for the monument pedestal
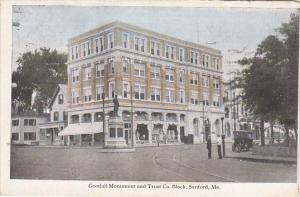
[105,116,131,149]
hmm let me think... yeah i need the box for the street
[10,144,296,182]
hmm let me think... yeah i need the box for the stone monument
[104,95,129,149]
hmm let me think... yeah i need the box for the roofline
[48,86,61,110]
[68,21,221,55]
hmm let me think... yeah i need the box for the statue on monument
[113,94,119,117]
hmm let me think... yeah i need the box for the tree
[238,12,299,146]
[277,13,299,145]
[12,48,68,113]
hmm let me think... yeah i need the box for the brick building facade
[62,21,225,146]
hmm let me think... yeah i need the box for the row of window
[72,83,220,105]
[70,112,104,124]
[52,111,68,122]
[12,119,36,127]
[70,33,114,60]
[71,60,221,87]
[11,132,36,141]
[70,31,221,70]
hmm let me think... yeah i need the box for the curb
[225,155,297,164]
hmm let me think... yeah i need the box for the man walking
[206,135,212,159]
[217,136,222,159]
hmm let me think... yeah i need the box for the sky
[12,6,296,80]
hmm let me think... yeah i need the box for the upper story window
[71,68,80,83]
[151,87,161,101]
[122,33,129,48]
[140,38,146,52]
[216,58,220,70]
[150,41,155,55]
[96,63,105,77]
[179,89,185,104]
[201,54,205,66]
[212,58,216,69]
[190,91,199,105]
[123,82,130,99]
[150,41,161,56]
[58,94,64,104]
[165,68,174,82]
[179,48,184,62]
[134,62,145,77]
[95,36,104,53]
[134,37,139,51]
[84,66,92,80]
[109,82,115,99]
[179,70,185,84]
[190,51,199,64]
[205,55,210,67]
[71,47,74,60]
[96,85,105,100]
[70,46,79,60]
[107,33,114,49]
[156,42,160,56]
[75,46,79,59]
[72,89,79,104]
[202,75,210,87]
[108,57,115,74]
[134,36,146,52]
[213,95,220,107]
[190,73,198,85]
[123,58,130,74]
[82,41,91,57]
[83,88,92,102]
[12,119,19,127]
[24,119,36,126]
[53,112,59,121]
[213,78,220,89]
[71,115,79,124]
[134,84,145,100]
[202,94,210,106]
[165,89,175,103]
[151,66,161,80]
[165,45,175,60]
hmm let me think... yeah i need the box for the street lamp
[102,93,105,148]
[221,117,225,156]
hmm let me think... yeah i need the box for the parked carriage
[232,130,253,152]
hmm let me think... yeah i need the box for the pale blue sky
[12,6,295,78]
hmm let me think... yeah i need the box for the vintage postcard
[0,0,299,196]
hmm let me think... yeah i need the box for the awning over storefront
[39,121,65,129]
[58,122,103,136]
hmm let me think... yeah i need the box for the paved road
[10,144,296,182]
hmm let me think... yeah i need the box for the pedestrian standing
[157,135,160,147]
[206,135,212,159]
[217,136,222,159]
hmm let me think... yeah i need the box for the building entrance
[136,124,149,141]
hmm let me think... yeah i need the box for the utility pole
[130,83,134,148]
[202,100,205,142]
[221,117,225,156]
[102,93,105,148]
[233,92,236,131]
[129,59,135,148]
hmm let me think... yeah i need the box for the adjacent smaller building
[11,112,49,145]
[39,84,68,145]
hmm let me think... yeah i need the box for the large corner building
[61,21,225,146]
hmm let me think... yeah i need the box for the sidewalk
[225,150,297,164]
